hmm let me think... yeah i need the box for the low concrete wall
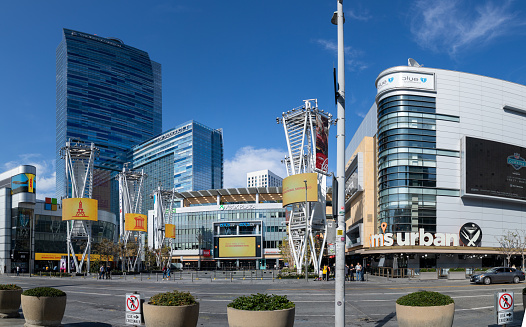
[447,271,466,280]
[418,272,438,280]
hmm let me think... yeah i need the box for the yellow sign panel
[62,198,98,221]
[35,253,113,261]
[165,224,176,238]
[219,237,256,258]
[125,213,147,232]
[282,173,318,207]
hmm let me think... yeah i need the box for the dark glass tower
[56,28,162,215]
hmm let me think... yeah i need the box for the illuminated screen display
[217,237,260,258]
[465,137,526,201]
[11,173,36,194]
[282,173,318,207]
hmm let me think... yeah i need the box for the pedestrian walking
[350,264,355,281]
[166,266,171,280]
[99,265,104,279]
[162,266,167,279]
[16,266,20,276]
[322,265,327,281]
[345,264,350,281]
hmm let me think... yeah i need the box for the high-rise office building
[132,121,223,214]
[247,170,282,188]
[56,28,162,215]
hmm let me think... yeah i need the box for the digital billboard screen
[11,173,36,195]
[465,137,526,201]
[215,236,262,259]
[282,173,318,207]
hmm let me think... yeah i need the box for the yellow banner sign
[282,173,318,207]
[125,213,147,232]
[62,198,98,221]
[165,224,176,238]
[35,253,113,261]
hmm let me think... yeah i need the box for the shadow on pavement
[63,324,112,327]
[374,312,396,327]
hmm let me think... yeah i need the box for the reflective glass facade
[172,208,286,251]
[56,29,162,215]
[132,121,223,214]
[377,95,438,233]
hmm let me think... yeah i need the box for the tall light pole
[332,1,346,326]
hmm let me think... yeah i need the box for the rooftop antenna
[408,58,423,67]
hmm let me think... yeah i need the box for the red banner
[316,115,329,172]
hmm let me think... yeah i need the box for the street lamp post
[332,1,346,326]
[304,179,309,282]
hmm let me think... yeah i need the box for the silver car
[470,267,525,285]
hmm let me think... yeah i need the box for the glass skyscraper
[56,28,162,215]
[132,121,223,214]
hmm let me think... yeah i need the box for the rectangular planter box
[447,271,466,280]
[418,271,438,280]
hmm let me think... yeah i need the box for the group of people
[98,265,111,279]
[345,263,365,281]
[317,263,365,281]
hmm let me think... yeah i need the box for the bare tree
[516,230,526,271]
[496,230,519,267]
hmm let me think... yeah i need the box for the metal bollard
[156,273,158,281]
[140,273,142,281]
[192,272,194,283]
[230,272,233,282]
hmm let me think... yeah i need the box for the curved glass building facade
[377,94,438,233]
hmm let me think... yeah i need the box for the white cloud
[224,147,288,188]
[347,9,372,22]
[2,155,56,200]
[411,0,520,56]
[314,39,368,71]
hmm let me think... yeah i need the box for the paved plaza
[0,273,524,326]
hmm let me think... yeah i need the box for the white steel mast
[60,140,99,274]
[277,99,332,275]
[117,164,146,271]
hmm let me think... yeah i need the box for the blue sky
[1,0,526,199]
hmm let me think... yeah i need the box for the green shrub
[448,268,465,272]
[228,293,295,311]
[419,268,437,272]
[277,273,318,279]
[397,291,454,307]
[22,287,66,297]
[149,290,196,306]
[0,284,21,290]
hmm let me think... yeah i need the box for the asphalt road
[0,273,525,326]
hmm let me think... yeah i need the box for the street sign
[125,313,142,325]
[498,312,513,325]
[495,291,514,325]
[125,293,143,325]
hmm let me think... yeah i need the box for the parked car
[470,267,525,285]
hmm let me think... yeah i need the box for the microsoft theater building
[346,64,526,269]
